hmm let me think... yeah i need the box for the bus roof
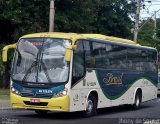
[21,32,81,40]
[21,32,137,44]
[81,34,139,46]
[20,32,156,50]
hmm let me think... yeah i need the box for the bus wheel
[35,110,48,116]
[83,94,97,117]
[133,91,141,110]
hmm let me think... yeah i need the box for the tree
[156,18,160,38]
[94,0,135,38]
[138,18,160,51]
[0,0,51,88]
[0,0,50,43]
[54,0,135,38]
[54,0,97,33]
[0,0,135,42]
[0,0,136,88]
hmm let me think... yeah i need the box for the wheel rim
[136,96,140,107]
[86,99,93,113]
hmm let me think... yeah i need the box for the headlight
[11,87,20,95]
[52,88,68,98]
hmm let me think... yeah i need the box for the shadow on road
[96,104,153,117]
[17,103,153,120]
[2,102,157,124]
[18,111,85,120]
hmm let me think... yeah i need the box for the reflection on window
[84,41,93,68]
[72,41,85,85]
[12,38,70,83]
[39,39,69,83]
[82,40,157,72]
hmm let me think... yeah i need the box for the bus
[158,72,160,96]
[2,32,158,117]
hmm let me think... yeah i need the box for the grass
[0,89,10,101]
[0,89,9,95]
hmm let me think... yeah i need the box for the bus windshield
[12,38,71,84]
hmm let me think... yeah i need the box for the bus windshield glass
[12,38,71,84]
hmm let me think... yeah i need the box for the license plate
[30,99,40,103]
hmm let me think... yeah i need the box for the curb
[0,107,12,110]
[0,107,22,111]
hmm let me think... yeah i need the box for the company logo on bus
[38,89,53,94]
[103,73,123,85]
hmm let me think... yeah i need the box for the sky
[140,0,160,19]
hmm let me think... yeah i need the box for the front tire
[132,91,141,110]
[83,94,97,117]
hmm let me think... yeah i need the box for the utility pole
[134,0,141,43]
[49,0,55,32]
[139,9,160,31]
[153,11,157,38]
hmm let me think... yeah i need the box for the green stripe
[97,77,157,100]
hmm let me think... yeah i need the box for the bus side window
[83,41,93,68]
[72,41,85,86]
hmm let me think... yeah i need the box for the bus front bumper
[10,93,70,112]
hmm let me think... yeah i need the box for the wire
[139,9,160,31]
[141,0,160,18]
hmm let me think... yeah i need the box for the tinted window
[146,50,157,72]
[127,48,157,72]
[127,48,142,71]
[92,42,106,68]
[72,40,85,85]
[82,39,157,72]
[83,41,93,68]
[106,44,128,69]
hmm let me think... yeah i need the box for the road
[0,97,160,124]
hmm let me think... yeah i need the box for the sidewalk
[0,98,11,110]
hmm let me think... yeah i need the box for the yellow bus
[2,32,158,117]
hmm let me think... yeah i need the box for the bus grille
[24,101,48,106]
[20,92,53,99]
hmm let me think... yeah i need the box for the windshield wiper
[22,54,39,82]
[22,61,37,82]
[40,53,52,83]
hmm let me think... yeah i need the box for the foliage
[138,18,160,51]
[1,0,160,88]
[55,0,135,38]
[0,0,136,40]
[138,34,160,51]
[0,44,15,76]
[0,44,5,75]
[0,0,136,41]
[156,18,160,38]
[0,0,50,42]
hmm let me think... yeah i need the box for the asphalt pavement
[0,97,160,124]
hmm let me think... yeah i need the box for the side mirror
[65,46,72,62]
[2,43,16,62]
